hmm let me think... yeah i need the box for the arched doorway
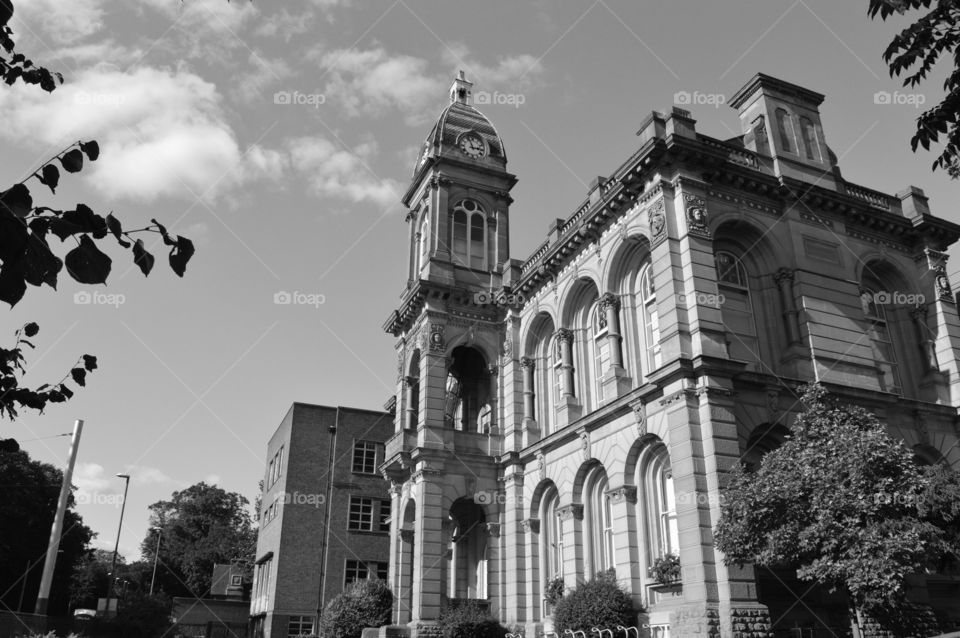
[447,498,488,601]
[444,347,491,432]
[397,500,416,624]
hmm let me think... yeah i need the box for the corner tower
[382,73,517,634]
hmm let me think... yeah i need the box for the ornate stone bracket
[521,518,540,534]
[606,485,637,505]
[557,503,584,522]
[629,398,647,437]
[429,322,445,353]
[579,429,591,461]
[485,523,501,538]
[684,193,710,238]
[648,199,667,246]
[924,248,953,301]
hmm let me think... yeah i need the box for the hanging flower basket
[649,553,681,586]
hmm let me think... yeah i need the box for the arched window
[638,265,661,376]
[860,285,901,392]
[451,200,486,269]
[715,251,759,364]
[418,214,430,270]
[540,487,563,612]
[552,334,564,404]
[775,108,794,153]
[590,303,610,406]
[641,445,679,564]
[585,468,614,575]
[800,116,820,161]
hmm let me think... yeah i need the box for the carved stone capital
[599,292,621,312]
[487,364,499,377]
[555,328,574,344]
[486,523,501,538]
[520,356,536,369]
[606,485,638,505]
[403,375,418,388]
[556,503,584,522]
[773,267,795,285]
[521,518,540,534]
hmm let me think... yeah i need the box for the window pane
[453,211,467,264]
[349,497,374,531]
[352,441,377,474]
[470,214,485,269]
[379,499,392,532]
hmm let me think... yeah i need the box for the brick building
[250,403,394,638]
[378,72,960,636]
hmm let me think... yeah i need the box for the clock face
[459,134,485,159]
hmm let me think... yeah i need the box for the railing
[841,182,892,210]
[522,240,551,274]
[697,135,759,169]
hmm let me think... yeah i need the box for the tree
[714,384,958,637]
[319,579,393,638]
[0,0,194,422]
[141,482,256,596]
[0,443,94,616]
[551,571,639,636]
[869,0,960,177]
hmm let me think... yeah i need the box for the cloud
[232,52,292,105]
[315,47,445,125]
[287,136,402,209]
[126,464,179,486]
[13,0,105,44]
[255,9,315,39]
[204,474,222,485]
[442,43,544,89]
[74,462,111,498]
[0,65,277,201]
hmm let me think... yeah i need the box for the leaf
[152,218,175,246]
[21,234,62,288]
[59,384,74,399]
[64,235,112,285]
[60,149,84,173]
[38,164,60,193]
[70,367,86,387]
[169,235,195,277]
[106,213,130,248]
[23,322,39,338]
[82,354,97,371]
[80,141,100,162]
[0,183,33,218]
[132,239,155,276]
[0,208,29,263]
[0,261,26,307]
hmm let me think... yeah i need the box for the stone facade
[377,72,960,637]
[250,403,394,638]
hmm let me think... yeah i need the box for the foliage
[544,576,564,606]
[85,591,173,638]
[319,579,393,638]
[868,0,960,177]
[649,553,681,586]
[70,549,115,610]
[552,571,640,635]
[917,461,960,573]
[141,482,256,596]
[0,0,194,423]
[714,383,957,621]
[437,600,507,638]
[0,445,93,616]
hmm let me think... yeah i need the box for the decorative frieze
[556,504,584,521]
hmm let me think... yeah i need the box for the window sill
[347,529,390,537]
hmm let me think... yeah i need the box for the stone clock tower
[381,72,518,636]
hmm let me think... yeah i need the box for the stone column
[600,293,624,368]
[520,517,541,630]
[918,248,960,405]
[773,268,801,346]
[404,376,418,430]
[520,357,536,424]
[396,528,415,624]
[557,503,583,588]
[406,210,416,286]
[557,328,575,398]
[606,485,640,604]
[500,467,525,625]
[411,471,445,630]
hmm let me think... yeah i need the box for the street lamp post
[105,473,130,616]
[149,527,162,595]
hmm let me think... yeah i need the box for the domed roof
[413,72,506,177]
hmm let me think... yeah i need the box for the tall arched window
[585,468,614,575]
[590,303,610,407]
[715,251,759,364]
[638,265,661,376]
[540,487,563,613]
[775,108,794,152]
[451,199,486,269]
[418,214,430,271]
[641,445,679,564]
[552,334,564,404]
[800,116,820,161]
[860,285,901,392]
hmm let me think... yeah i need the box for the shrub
[544,577,564,606]
[85,592,173,638]
[437,600,507,638]
[319,579,393,638]
[553,571,640,635]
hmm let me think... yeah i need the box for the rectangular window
[375,562,389,581]
[352,441,379,474]
[379,499,392,532]
[348,497,374,531]
[344,559,367,586]
[287,615,314,637]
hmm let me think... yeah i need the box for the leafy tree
[714,383,958,637]
[0,0,194,423]
[141,482,256,596]
[868,0,960,177]
[86,591,174,638]
[552,570,639,635]
[70,549,115,610]
[319,579,393,638]
[436,600,506,638]
[0,444,93,616]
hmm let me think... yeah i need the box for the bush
[649,554,681,586]
[544,577,564,606]
[553,572,640,635]
[319,579,393,638]
[85,592,173,638]
[437,600,507,638]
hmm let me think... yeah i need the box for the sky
[1,0,957,564]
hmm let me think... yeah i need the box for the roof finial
[449,70,473,105]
